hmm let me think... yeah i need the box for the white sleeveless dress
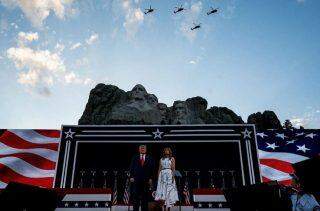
[154,157,179,207]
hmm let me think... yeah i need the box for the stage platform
[53,124,260,211]
[55,188,230,211]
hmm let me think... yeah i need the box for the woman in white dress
[154,147,179,210]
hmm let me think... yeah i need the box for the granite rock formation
[79,84,282,129]
[78,84,245,125]
[247,110,282,130]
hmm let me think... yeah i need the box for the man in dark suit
[129,144,155,211]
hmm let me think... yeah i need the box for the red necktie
[140,155,145,166]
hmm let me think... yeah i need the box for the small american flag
[257,129,320,185]
[183,179,191,205]
[112,174,118,205]
[0,129,60,189]
[122,176,130,205]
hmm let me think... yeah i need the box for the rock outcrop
[205,107,244,124]
[78,84,245,125]
[247,110,282,130]
[79,84,282,129]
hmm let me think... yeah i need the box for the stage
[51,124,261,210]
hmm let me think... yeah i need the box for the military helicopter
[144,5,155,14]
[174,5,185,14]
[191,23,201,30]
[207,7,219,15]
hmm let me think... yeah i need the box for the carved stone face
[131,84,147,101]
[147,94,158,106]
[173,101,187,119]
[158,103,167,117]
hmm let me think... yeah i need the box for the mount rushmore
[78,84,282,130]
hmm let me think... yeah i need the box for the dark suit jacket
[129,154,155,182]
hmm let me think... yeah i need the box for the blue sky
[0,0,319,129]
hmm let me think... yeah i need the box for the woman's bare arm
[171,157,176,172]
[158,160,161,177]
[171,157,176,181]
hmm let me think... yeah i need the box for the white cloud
[11,22,19,29]
[190,1,202,15]
[83,78,93,85]
[86,33,99,45]
[17,31,38,46]
[64,71,93,85]
[179,1,202,42]
[64,71,78,83]
[0,0,75,27]
[70,34,98,50]
[189,55,202,65]
[6,32,92,96]
[55,42,65,54]
[7,47,65,87]
[291,118,305,127]
[70,42,82,50]
[123,7,144,38]
[112,0,145,38]
[75,57,89,67]
[290,107,320,128]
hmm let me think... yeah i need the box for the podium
[55,188,112,210]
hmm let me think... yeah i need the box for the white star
[276,133,286,140]
[305,133,316,139]
[198,203,202,208]
[296,132,304,137]
[85,202,89,207]
[64,202,69,207]
[297,144,310,153]
[74,202,78,207]
[105,202,109,207]
[95,202,99,207]
[152,128,164,139]
[208,203,212,208]
[266,142,279,150]
[65,128,75,139]
[241,128,252,139]
[218,203,223,208]
[257,132,268,138]
[286,140,296,145]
